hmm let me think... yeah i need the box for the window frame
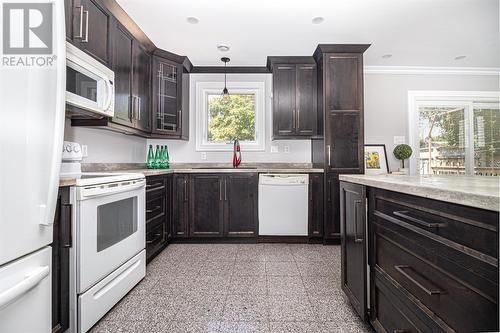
[195,80,266,151]
[408,91,500,175]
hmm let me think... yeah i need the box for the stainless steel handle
[393,211,444,229]
[74,6,84,39]
[224,179,227,201]
[146,206,161,214]
[292,109,296,130]
[394,265,444,296]
[327,179,332,202]
[178,109,182,131]
[219,180,223,201]
[327,145,331,167]
[82,9,89,43]
[297,109,300,130]
[354,200,363,243]
[184,179,188,202]
[138,97,141,120]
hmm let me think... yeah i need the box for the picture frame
[364,144,389,174]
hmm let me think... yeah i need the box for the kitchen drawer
[146,222,166,261]
[146,195,165,224]
[372,210,498,299]
[374,228,499,332]
[146,177,166,200]
[371,268,451,333]
[372,188,498,258]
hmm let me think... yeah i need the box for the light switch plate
[394,136,406,144]
[201,152,207,160]
[270,145,279,153]
[284,146,290,153]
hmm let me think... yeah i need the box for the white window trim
[195,80,266,151]
[407,90,500,175]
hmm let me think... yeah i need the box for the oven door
[76,180,145,293]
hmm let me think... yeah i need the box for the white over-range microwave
[66,42,115,117]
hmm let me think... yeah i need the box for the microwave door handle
[104,80,113,111]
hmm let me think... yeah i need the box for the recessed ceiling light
[382,54,392,59]
[186,17,199,24]
[312,17,324,24]
[454,55,466,60]
[217,44,230,52]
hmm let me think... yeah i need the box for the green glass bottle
[154,145,161,169]
[146,144,154,169]
[159,145,165,169]
[165,145,170,169]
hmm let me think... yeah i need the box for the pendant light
[221,57,230,98]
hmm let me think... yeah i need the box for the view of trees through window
[417,103,499,176]
[207,94,256,142]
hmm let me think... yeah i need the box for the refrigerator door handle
[0,266,50,309]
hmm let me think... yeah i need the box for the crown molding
[364,66,500,76]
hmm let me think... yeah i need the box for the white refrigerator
[0,0,66,332]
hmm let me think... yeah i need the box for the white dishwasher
[258,174,309,236]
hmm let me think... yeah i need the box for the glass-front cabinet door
[152,56,182,136]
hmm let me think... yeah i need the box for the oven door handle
[78,179,146,200]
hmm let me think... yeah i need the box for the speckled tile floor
[89,244,373,333]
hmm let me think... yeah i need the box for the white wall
[63,119,147,163]
[364,73,500,172]
[63,72,499,167]
[148,73,311,164]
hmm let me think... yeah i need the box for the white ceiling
[116,0,499,67]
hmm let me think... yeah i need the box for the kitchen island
[338,174,499,333]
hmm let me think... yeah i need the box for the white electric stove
[61,142,146,333]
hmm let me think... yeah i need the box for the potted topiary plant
[393,144,412,174]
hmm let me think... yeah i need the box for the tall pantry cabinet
[311,44,370,241]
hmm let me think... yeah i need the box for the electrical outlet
[270,145,279,153]
[201,152,207,160]
[284,146,290,153]
[394,136,406,144]
[81,145,88,157]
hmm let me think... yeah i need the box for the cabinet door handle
[82,9,89,43]
[138,97,141,121]
[178,109,182,132]
[393,210,444,229]
[354,200,363,243]
[184,179,188,202]
[74,6,84,39]
[297,109,300,130]
[219,180,223,201]
[327,145,331,167]
[394,265,444,296]
[225,179,228,201]
[327,179,332,202]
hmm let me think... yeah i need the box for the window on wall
[409,91,500,176]
[195,78,266,151]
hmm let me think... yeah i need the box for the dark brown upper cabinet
[270,58,317,139]
[132,42,151,132]
[151,51,189,140]
[311,45,369,173]
[67,0,112,67]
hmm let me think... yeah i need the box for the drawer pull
[393,210,443,229]
[394,330,408,333]
[146,205,161,214]
[146,182,164,188]
[394,265,444,296]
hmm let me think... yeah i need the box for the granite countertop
[339,174,500,212]
[59,163,324,187]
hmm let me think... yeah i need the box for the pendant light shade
[221,57,230,98]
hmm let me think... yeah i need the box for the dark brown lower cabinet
[145,175,171,262]
[52,187,71,333]
[368,187,499,333]
[340,181,366,320]
[325,173,340,240]
[308,173,324,238]
[224,173,258,237]
[189,174,225,237]
[173,174,189,238]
